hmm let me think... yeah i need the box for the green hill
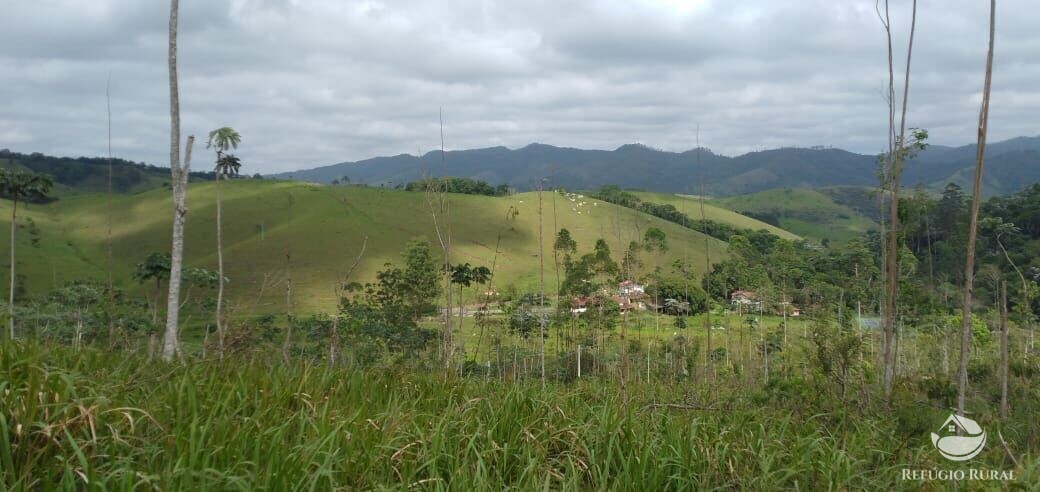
[711,188,876,244]
[2,181,745,314]
[628,191,800,240]
[0,149,210,198]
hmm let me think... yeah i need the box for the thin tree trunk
[106,75,116,345]
[8,199,16,340]
[283,248,293,362]
[163,137,192,361]
[538,178,546,384]
[429,109,454,369]
[997,234,1031,354]
[162,0,194,361]
[550,178,563,371]
[216,172,225,360]
[882,0,918,401]
[329,315,338,367]
[1000,280,1009,419]
[697,131,714,380]
[958,0,995,417]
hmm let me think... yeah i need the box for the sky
[1,0,1037,173]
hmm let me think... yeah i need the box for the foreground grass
[1,342,1034,490]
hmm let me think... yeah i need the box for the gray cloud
[1,0,1036,173]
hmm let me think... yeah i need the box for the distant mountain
[271,136,1040,196]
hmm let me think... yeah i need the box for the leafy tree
[621,241,642,277]
[449,262,489,327]
[561,239,619,297]
[134,252,172,324]
[649,278,708,315]
[554,228,577,257]
[507,293,549,339]
[0,169,53,339]
[404,177,507,196]
[811,314,866,400]
[370,239,441,324]
[643,227,668,253]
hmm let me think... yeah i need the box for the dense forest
[0,149,217,195]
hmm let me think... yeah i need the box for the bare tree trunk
[997,234,1032,355]
[1000,280,1009,419]
[437,112,454,369]
[330,237,367,366]
[329,315,338,366]
[162,0,194,361]
[106,75,116,344]
[283,249,293,362]
[215,173,225,360]
[761,296,767,384]
[697,132,714,380]
[163,139,192,361]
[958,0,995,417]
[881,0,918,401]
[538,178,546,384]
[8,199,16,340]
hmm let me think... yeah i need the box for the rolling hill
[271,136,1040,196]
[627,191,800,240]
[1,180,766,315]
[711,188,877,244]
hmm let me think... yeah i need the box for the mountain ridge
[271,136,1040,196]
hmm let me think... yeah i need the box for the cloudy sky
[1,0,1036,173]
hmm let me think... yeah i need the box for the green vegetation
[629,191,799,239]
[4,154,1040,489]
[3,336,1036,489]
[0,180,728,315]
[591,186,796,242]
[0,149,212,197]
[403,176,510,196]
[713,188,877,245]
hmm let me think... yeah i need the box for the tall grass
[1,341,1033,490]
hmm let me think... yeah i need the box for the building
[730,290,762,309]
[618,280,646,296]
[569,296,593,315]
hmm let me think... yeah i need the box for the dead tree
[957,0,995,418]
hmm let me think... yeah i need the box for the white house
[617,280,645,296]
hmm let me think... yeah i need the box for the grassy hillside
[1,181,735,314]
[711,188,876,244]
[628,191,800,240]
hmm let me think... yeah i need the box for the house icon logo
[931,414,986,461]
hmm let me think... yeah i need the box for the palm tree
[450,262,475,344]
[0,170,52,340]
[207,126,242,360]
